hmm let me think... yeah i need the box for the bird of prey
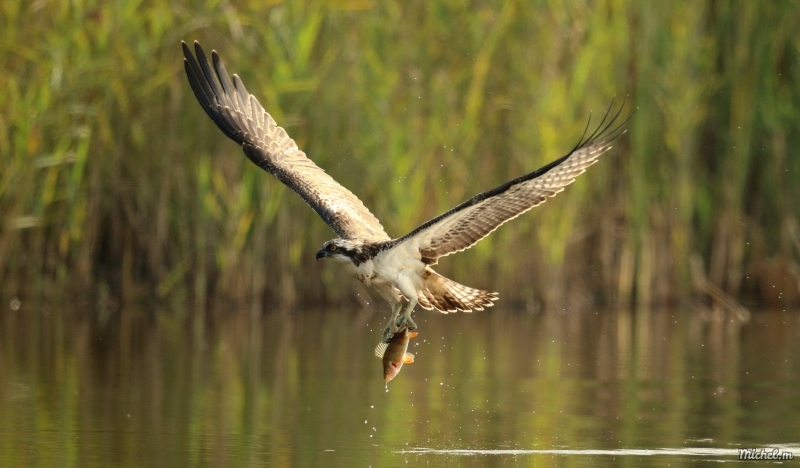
[182,41,628,341]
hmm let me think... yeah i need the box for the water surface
[1,304,798,467]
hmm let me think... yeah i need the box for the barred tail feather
[417,270,498,313]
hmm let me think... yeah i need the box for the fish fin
[403,353,415,364]
[374,341,389,358]
[408,331,419,339]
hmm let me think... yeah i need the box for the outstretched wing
[390,103,630,264]
[182,41,390,242]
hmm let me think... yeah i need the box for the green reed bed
[1,0,798,310]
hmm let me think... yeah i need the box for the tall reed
[1,0,798,310]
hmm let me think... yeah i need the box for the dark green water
[1,304,798,467]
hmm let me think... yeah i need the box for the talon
[382,326,395,343]
[394,314,417,332]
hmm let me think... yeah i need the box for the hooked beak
[316,249,326,261]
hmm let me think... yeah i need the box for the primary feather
[183,41,390,243]
[389,105,628,264]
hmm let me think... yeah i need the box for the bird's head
[316,239,368,265]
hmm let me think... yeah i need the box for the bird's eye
[329,245,337,251]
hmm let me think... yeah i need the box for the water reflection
[1,305,798,467]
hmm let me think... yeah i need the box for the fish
[374,327,418,382]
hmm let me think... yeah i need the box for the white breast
[345,258,376,284]
[371,242,426,290]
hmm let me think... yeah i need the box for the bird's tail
[416,270,499,313]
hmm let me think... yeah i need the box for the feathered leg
[382,302,402,342]
[394,278,419,332]
[395,297,418,332]
[377,285,403,342]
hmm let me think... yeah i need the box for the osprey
[183,42,628,341]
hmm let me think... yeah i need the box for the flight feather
[182,41,390,242]
[390,104,629,263]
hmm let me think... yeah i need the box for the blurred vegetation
[1,0,799,311]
